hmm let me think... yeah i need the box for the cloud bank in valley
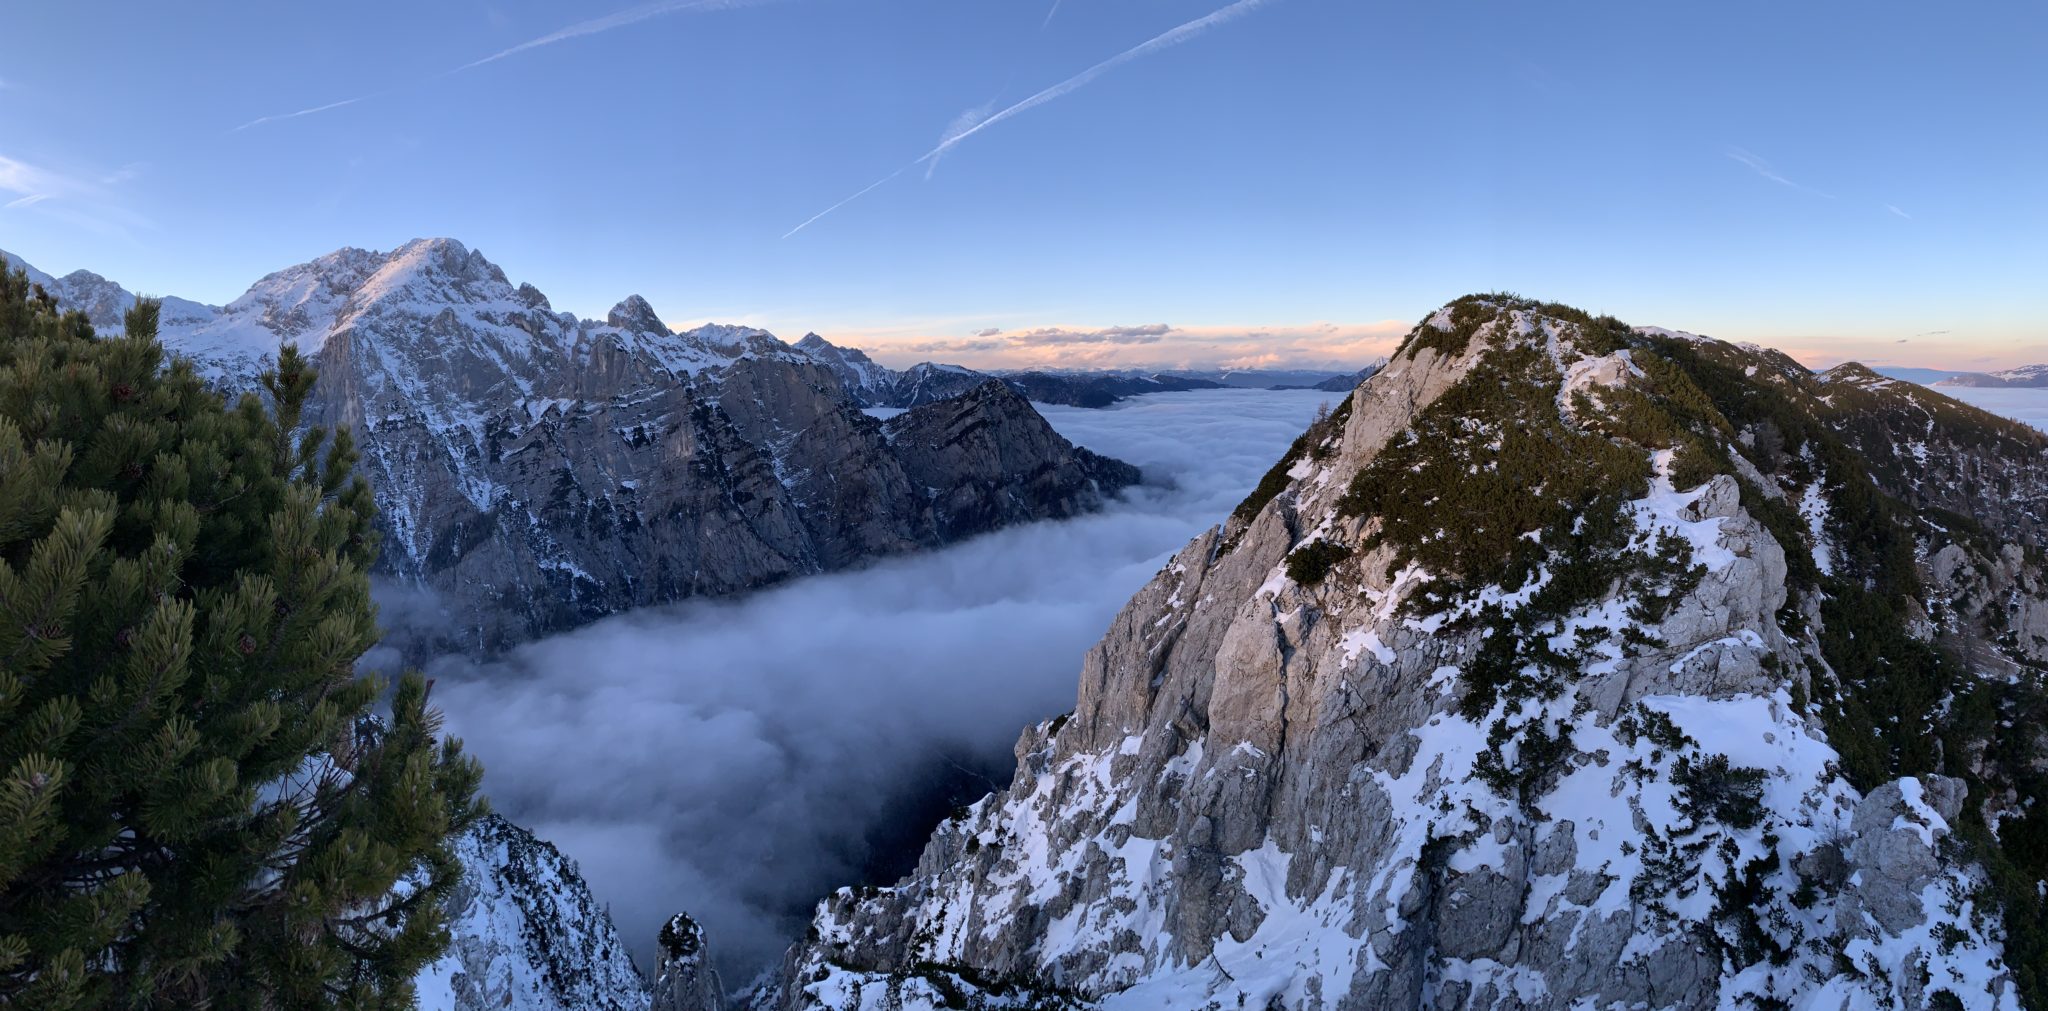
[416,388,1340,982]
[1936,387,2048,433]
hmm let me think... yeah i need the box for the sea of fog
[1930,385,2048,432]
[425,388,1339,980]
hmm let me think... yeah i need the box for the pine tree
[0,267,484,1009]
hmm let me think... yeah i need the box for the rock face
[757,297,2044,1010]
[882,381,1143,540]
[417,816,652,1011]
[418,817,729,1011]
[3,241,1139,655]
[651,915,726,1011]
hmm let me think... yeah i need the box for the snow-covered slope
[417,816,725,1011]
[418,816,653,1011]
[752,295,2048,1010]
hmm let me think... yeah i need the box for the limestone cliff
[755,296,2046,1010]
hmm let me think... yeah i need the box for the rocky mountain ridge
[1867,364,2048,389]
[3,241,1139,655]
[743,295,2048,1009]
[1938,364,2048,389]
[791,333,1363,410]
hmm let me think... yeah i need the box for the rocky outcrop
[417,818,733,1011]
[417,816,651,1011]
[651,915,725,1011]
[882,381,1143,540]
[756,296,2038,1010]
[3,241,1139,655]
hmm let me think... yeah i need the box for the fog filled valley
[403,389,1338,978]
[7,4,2046,1008]
[10,256,2048,1009]
[383,375,2048,995]
[1939,387,2048,433]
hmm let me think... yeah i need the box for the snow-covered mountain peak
[667,322,802,368]
[607,294,669,334]
[0,246,217,333]
[351,237,512,305]
[1993,363,2048,383]
[1818,360,1895,387]
[759,292,2044,1010]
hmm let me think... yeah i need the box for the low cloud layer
[1937,387,2048,433]
[418,389,1340,982]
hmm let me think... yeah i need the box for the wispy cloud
[1725,146,1833,198]
[0,152,151,238]
[786,0,1277,237]
[0,155,44,197]
[1885,203,1911,219]
[1009,323,1173,346]
[1915,329,1950,337]
[1041,0,1064,29]
[234,0,771,132]
[925,98,1000,180]
[99,163,147,185]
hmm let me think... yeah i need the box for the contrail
[232,94,377,133]
[918,0,1274,168]
[1725,146,1834,199]
[1042,0,1064,29]
[785,0,1276,237]
[781,168,907,239]
[455,0,772,73]
[925,99,999,180]
[233,0,769,132]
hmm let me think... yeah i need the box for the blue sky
[2,0,2043,369]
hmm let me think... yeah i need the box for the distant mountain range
[3,239,1379,655]
[1874,364,2048,388]
[1,239,1151,655]
[793,334,1376,409]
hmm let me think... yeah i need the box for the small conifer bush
[0,269,483,1009]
